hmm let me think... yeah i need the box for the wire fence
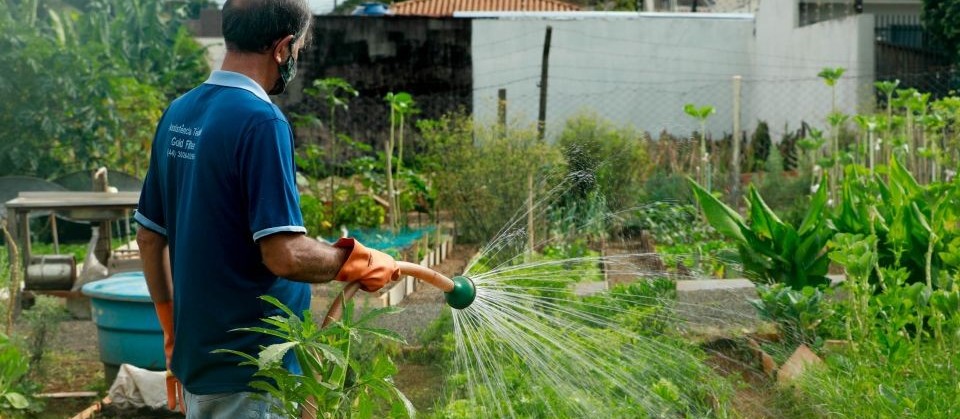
[288,10,959,178]
[291,65,959,169]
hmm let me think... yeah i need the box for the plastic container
[81,272,164,383]
[352,2,391,16]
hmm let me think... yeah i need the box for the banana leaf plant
[832,157,960,289]
[689,177,833,289]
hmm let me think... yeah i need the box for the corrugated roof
[391,0,580,17]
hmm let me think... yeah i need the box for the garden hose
[322,261,476,326]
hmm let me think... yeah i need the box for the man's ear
[274,34,295,64]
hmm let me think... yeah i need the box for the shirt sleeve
[135,118,168,236]
[239,118,306,242]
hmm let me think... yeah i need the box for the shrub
[417,114,561,244]
[642,170,694,204]
[556,113,649,213]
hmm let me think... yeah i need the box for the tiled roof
[390,0,581,17]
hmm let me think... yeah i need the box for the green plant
[556,112,649,213]
[832,158,959,288]
[818,67,847,200]
[749,120,772,171]
[384,92,418,233]
[750,284,836,346]
[690,176,833,289]
[332,186,386,229]
[659,239,736,279]
[616,202,714,246]
[683,104,716,191]
[792,341,960,418]
[754,146,811,226]
[216,296,413,418]
[417,114,561,244]
[641,170,694,204]
[0,333,33,416]
[19,296,69,381]
[299,78,359,217]
[792,230,960,418]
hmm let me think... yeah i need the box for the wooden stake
[2,221,22,335]
[537,26,552,141]
[731,75,742,207]
[527,173,535,254]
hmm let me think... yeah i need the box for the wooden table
[5,191,140,287]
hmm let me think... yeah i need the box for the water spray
[323,261,475,326]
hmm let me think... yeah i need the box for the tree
[0,0,208,178]
[923,0,960,62]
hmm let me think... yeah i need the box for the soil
[393,363,446,414]
[701,338,801,419]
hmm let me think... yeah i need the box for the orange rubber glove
[154,301,183,412]
[333,238,400,292]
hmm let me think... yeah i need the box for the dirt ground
[21,244,475,418]
[700,338,806,419]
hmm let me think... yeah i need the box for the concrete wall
[751,1,876,134]
[470,4,875,140]
[471,13,755,139]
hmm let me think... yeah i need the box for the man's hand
[332,238,400,292]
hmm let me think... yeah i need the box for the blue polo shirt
[135,71,310,395]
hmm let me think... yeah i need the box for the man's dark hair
[222,0,312,53]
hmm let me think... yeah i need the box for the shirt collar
[204,70,272,103]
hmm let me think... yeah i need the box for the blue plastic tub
[81,272,165,377]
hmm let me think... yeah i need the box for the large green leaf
[887,157,921,205]
[258,342,298,369]
[912,202,932,236]
[798,177,828,236]
[795,231,828,272]
[305,342,347,368]
[689,178,747,243]
[259,295,297,318]
[747,185,777,239]
[4,392,29,409]
[354,327,406,344]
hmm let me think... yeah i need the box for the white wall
[470,3,875,140]
[471,13,755,140]
[751,1,875,136]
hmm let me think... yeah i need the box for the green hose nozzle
[444,276,476,309]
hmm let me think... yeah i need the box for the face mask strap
[268,32,302,95]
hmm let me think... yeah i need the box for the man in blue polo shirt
[134,1,400,417]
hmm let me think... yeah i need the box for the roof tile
[391,0,580,17]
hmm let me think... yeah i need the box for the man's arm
[259,233,348,283]
[138,227,173,303]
